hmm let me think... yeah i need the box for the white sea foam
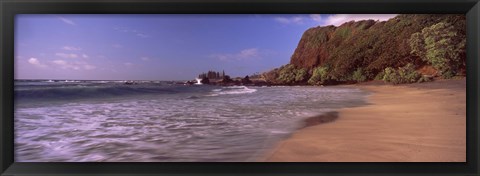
[15,85,367,162]
[195,78,202,85]
[92,81,108,83]
[269,130,289,134]
[210,86,257,96]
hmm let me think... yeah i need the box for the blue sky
[15,14,397,80]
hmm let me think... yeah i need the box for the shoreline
[303,111,340,128]
[263,78,466,162]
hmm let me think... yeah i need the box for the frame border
[1,0,479,175]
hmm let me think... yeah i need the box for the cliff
[290,20,376,70]
[264,14,466,85]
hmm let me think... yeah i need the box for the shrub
[374,70,385,80]
[417,75,433,83]
[277,64,297,84]
[352,68,367,82]
[305,28,330,48]
[265,64,310,85]
[409,22,466,78]
[335,27,352,39]
[295,68,308,82]
[275,64,310,84]
[308,66,329,85]
[382,63,421,84]
[382,67,400,84]
[397,63,421,83]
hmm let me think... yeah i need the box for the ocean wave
[64,80,81,83]
[223,85,248,89]
[15,85,368,162]
[15,85,196,101]
[209,86,257,96]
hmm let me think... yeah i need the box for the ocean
[14,80,368,162]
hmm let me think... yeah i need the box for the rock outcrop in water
[200,77,210,84]
[263,14,466,85]
[241,76,252,85]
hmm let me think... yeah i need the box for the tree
[278,64,295,84]
[262,68,280,84]
[201,77,210,84]
[409,22,466,78]
[222,75,232,83]
[294,68,308,82]
[208,71,214,79]
[382,63,422,84]
[352,68,367,82]
[241,75,252,84]
[308,66,329,85]
[408,32,426,58]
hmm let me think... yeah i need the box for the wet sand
[265,79,466,162]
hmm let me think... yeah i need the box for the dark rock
[241,75,252,85]
[201,77,210,84]
[221,75,233,83]
[124,81,137,85]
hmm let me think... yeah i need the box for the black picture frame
[1,0,479,175]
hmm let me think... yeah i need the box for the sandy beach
[265,79,466,162]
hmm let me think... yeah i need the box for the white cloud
[52,59,96,70]
[55,53,78,59]
[114,27,150,38]
[52,60,67,65]
[124,62,133,67]
[239,48,259,58]
[28,58,48,68]
[28,58,40,65]
[136,33,149,38]
[82,54,89,59]
[274,16,304,24]
[310,14,322,22]
[323,14,397,26]
[140,57,150,61]
[274,17,290,24]
[62,46,82,51]
[210,48,261,61]
[52,60,78,70]
[58,17,76,26]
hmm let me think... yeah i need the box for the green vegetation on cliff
[409,22,466,78]
[382,63,422,84]
[308,66,329,85]
[262,64,309,85]
[263,14,466,85]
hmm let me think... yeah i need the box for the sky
[15,14,397,81]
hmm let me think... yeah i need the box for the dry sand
[265,79,466,162]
